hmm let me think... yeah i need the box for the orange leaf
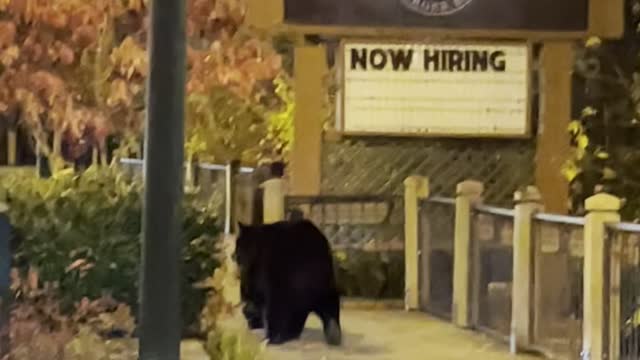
[58,44,75,65]
[0,21,16,48]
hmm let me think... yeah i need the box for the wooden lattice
[321,137,535,206]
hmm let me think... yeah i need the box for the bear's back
[256,220,335,276]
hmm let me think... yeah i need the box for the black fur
[235,220,342,346]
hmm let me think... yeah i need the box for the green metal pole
[139,0,186,357]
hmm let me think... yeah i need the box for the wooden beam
[589,0,624,39]
[536,42,574,214]
[245,0,282,31]
[290,45,327,196]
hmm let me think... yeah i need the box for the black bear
[234,220,342,346]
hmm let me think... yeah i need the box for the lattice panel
[286,196,404,250]
[321,137,535,206]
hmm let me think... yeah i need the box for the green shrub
[333,250,404,299]
[2,166,222,334]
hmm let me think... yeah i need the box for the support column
[290,45,327,196]
[452,180,484,328]
[403,176,430,311]
[582,193,621,360]
[536,42,573,214]
[589,0,624,39]
[510,186,543,352]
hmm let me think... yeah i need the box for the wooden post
[290,45,327,196]
[536,42,573,215]
[403,176,430,311]
[139,0,186,357]
[262,178,286,224]
[510,186,543,352]
[582,193,621,360]
[452,180,484,328]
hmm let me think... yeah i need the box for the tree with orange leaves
[0,0,288,174]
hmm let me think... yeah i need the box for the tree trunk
[99,139,108,166]
[92,147,99,166]
[47,130,65,174]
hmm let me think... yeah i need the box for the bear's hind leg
[242,301,264,330]
[314,290,342,346]
[265,299,304,345]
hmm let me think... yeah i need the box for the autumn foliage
[0,0,286,172]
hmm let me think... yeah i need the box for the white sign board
[339,40,531,137]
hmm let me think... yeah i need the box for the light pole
[139,0,186,358]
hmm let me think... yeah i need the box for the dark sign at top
[283,0,589,32]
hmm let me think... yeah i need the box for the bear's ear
[237,221,247,232]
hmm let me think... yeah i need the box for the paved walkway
[264,309,540,360]
[183,309,542,360]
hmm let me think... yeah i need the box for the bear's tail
[324,318,342,346]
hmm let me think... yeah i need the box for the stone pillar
[403,176,430,311]
[452,180,484,328]
[510,186,543,352]
[262,178,286,224]
[582,193,621,360]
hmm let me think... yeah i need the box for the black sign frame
[281,0,589,39]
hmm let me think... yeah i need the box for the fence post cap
[403,175,428,186]
[514,186,542,203]
[456,180,484,196]
[260,177,285,188]
[585,192,622,212]
[403,176,429,198]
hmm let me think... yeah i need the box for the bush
[333,250,404,299]
[200,239,268,360]
[8,268,138,360]
[2,166,222,335]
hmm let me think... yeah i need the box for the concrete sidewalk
[264,309,540,360]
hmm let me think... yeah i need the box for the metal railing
[606,222,640,360]
[471,205,515,340]
[530,212,585,359]
[285,195,405,299]
[418,196,456,319]
[119,158,256,229]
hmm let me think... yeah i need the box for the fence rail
[533,212,586,226]
[119,158,260,227]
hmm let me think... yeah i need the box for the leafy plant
[200,238,267,360]
[333,250,405,299]
[8,267,138,360]
[565,0,640,220]
[2,166,221,334]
